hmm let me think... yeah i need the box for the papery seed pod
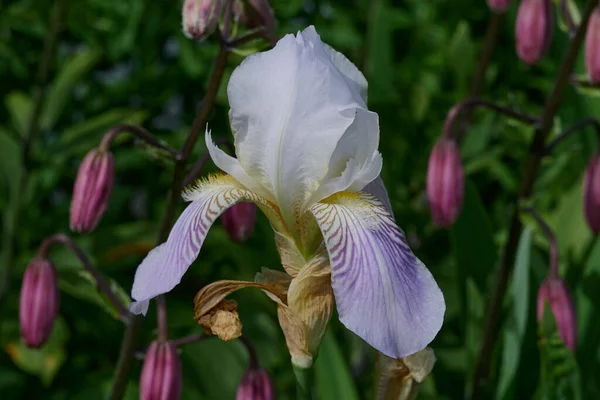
[426,138,464,228]
[515,0,554,65]
[19,258,59,348]
[236,367,274,400]
[70,148,114,233]
[140,341,182,400]
[221,202,257,242]
[182,0,223,41]
[585,7,600,83]
[584,154,600,234]
[487,0,512,13]
[537,278,577,351]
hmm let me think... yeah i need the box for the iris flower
[130,26,445,361]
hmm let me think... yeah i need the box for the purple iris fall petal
[310,192,445,358]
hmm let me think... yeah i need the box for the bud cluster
[585,7,600,83]
[140,341,182,400]
[515,0,553,65]
[426,137,464,228]
[19,258,59,348]
[486,0,512,13]
[70,148,114,233]
[536,278,577,352]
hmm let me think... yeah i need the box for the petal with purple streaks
[130,174,277,315]
[310,192,445,358]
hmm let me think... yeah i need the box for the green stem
[293,365,315,400]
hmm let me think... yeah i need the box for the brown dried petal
[375,348,436,400]
[197,299,243,341]
[194,279,287,341]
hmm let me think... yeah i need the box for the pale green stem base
[293,364,314,400]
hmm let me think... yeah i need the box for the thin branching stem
[38,234,130,322]
[544,117,600,154]
[521,207,560,278]
[444,97,538,139]
[98,124,178,159]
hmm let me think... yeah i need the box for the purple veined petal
[363,176,393,216]
[310,192,445,358]
[130,174,274,315]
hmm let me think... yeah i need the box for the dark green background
[1,0,599,398]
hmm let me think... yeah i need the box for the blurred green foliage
[1,0,600,399]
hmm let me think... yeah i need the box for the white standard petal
[308,108,382,204]
[205,129,274,202]
[227,25,369,230]
[310,192,445,358]
[130,175,273,314]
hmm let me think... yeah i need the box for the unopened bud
[140,341,182,400]
[537,278,577,352]
[426,138,464,228]
[583,154,600,234]
[515,0,553,65]
[19,258,59,348]
[221,203,257,242]
[487,0,512,13]
[182,0,223,41]
[585,7,600,83]
[70,148,114,233]
[236,367,273,400]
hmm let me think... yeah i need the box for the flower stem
[521,207,560,278]
[443,97,538,138]
[293,365,315,400]
[156,295,168,342]
[470,1,600,398]
[98,124,178,158]
[0,0,68,312]
[109,40,231,400]
[39,233,130,322]
[544,117,600,154]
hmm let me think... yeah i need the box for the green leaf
[315,329,360,400]
[538,307,582,400]
[553,175,591,261]
[5,91,32,136]
[497,227,532,400]
[451,180,498,295]
[447,21,474,95]
[40,49,102,131]
[180,339,247,399]
[0,129,22,200]
[6,317,69,386]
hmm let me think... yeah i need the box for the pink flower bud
[585,7,600,83]
[236,367,273,400]
[537,278,577,351]
[221,202,257,242]
[140,341,182,400]
[19,258,59,348]
[487,0,512,13]
[426,138,464,228]
[182,0,223,41]
[515,0,553,65]
[583,154,600,234]
[70,149,114,233]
